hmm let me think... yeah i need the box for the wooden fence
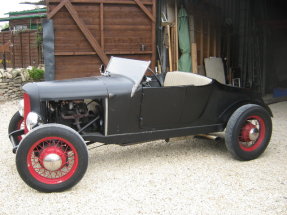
[0,30,43,69]
[47,0,156,80]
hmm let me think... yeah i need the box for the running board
[82,124,225,145]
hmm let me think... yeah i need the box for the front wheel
[225,104,272,161]
[16,124,88,192]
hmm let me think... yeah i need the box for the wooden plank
[54,52,97,56]
[64,0,109,65]
[134,0,155,23]
[151,0,156,70]
[55,55,102,79]
[11,32,15,68]
[48,0,67,19]
[54,24,150,31]
[28,31,31,65]
[207,21,210,57]
[55,51,153,55]
[175,1,178,70]
[100,3,104,49]
[167,25,172,72]
[49,0,153,5]
[20,32,24,68]
[107,51,153,55]
[189,16,195,43]
[191,43,198,74]
[213,22,218,57]
[170,26,175,70]
[200,17,204,65]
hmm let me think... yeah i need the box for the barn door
[47,0,156,80]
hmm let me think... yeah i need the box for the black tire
[8,111,24,146]
[16,124,88,192]
[225,104,272,161]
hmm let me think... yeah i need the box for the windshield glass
[105,57,151,96]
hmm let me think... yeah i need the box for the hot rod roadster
[8,57,272,192]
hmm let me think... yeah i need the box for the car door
[140,84,213,130]
[140,86,185,130]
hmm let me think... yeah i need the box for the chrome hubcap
[43,153,63,171]
[249,127,259,141]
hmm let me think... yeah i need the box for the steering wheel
[144,68,162,87]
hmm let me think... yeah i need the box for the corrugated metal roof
[0,13,46,22]
[5,8,47,16]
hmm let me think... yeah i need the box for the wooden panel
[0,30,42,69]
[55,55,102,79]
[55,54,152,80]
[48,0,156,80]
[193,6,221,66]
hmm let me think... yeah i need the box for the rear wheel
[16,124,88,192]
[225,104,272,161]
[8,111,24,145]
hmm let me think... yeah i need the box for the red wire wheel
[225,104,272,161]
[238,115,266,152]
[16,124,88,192]
[27,137,79,184]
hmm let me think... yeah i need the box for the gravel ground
[0,101,286,215]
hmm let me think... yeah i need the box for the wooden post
[189,15,196,73]
[192,43,198,74]
[1,33,3,69]
[28,31,32,66]
[167,25,173,72]
[151,0,156,70]
[207,21,210,57]
[175,1,178,70]
[11,32,15,68]
[200,17,204,66]
[189,16,195,43]
[170,26,175,70]
[20,32,24,68]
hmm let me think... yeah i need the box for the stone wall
[0,77,28,101]
[0,66,44,102]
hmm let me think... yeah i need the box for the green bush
[28,67,44,81]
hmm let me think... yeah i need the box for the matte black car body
[22,73,271,145]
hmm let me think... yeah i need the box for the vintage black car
[8,57,272,192]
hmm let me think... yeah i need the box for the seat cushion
[164,71,212,87]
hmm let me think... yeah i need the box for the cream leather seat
[164,71,212,87]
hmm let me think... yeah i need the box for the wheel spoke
[27,136,79,184]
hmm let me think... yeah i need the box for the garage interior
[44,0,287,99]
[157,0,287,98]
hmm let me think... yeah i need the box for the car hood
[23,74,135,101]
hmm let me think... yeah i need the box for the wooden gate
[47,0,156,80]
[0,30,43,69]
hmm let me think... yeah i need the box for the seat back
[164,71,212,87]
